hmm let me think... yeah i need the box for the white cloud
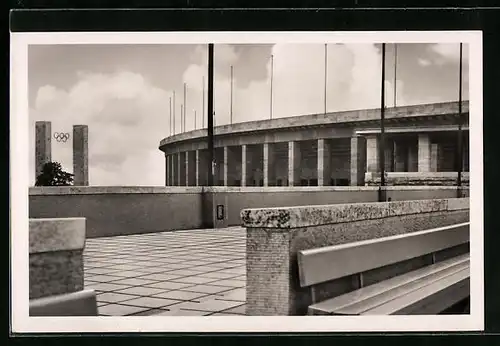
[30,71,170,186]
[418,58,431,66]
[430,43,469,65]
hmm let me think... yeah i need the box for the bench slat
[336,260,469,315]
[364,267,470,315]
[308,254,469,315]
[298,222,469,287]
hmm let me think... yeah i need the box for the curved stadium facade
[159,101,469,187]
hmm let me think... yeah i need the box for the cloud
[30,70,170,186]
[429,43,469,65]
[418,58,431,66]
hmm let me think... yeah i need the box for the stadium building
[159,101,469,187]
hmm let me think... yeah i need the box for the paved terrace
[83,227,246,316]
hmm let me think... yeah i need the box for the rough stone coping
[159,101,469,147]
[29,218,86,254]
[29,185,470,195]
[241,197,470,229]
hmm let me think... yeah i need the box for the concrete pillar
[350,136,366,186]
[317,139,331,186]
[263,143,276,187]
[241,145,247,187]
[35,121,52,179]
[171,154,175,186]
[430,143,439,172]
[177,153,182,186]
[165,155,169,186]
[288,141,301,186]
[394,141,407,172]
[73,125,89,186]
[196,150,200,186]
[418,134,431,172]
[196,149,209,186]
[366,135,379,172]
[223,146,230,186]
[186,151,196,186]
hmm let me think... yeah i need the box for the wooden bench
[297,222,470,315]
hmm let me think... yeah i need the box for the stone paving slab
[84,227,247,316]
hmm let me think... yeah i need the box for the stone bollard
[29,217,97,316]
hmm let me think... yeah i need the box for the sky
[28,43,470,186]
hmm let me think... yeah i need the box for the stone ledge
[29,186,204,195]
[241,198,469,229]
[29,218,86,254]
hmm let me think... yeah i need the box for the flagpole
[394,43,397,107]
[457,42,463,197]
[270,54,274,119]
[324,43,328,114]
[173,91,176,135]
[230,65,234,124]
[379,43,386,202]
[207,44,214,188]
[181,104,184,132]
[183,82,187,132]
[202,76,205,129]
[169,96,172,136]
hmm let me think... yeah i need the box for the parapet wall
[29,187,204,238]
[29,185,469,238]
[242,198,470,316]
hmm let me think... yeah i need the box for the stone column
[165,155,169,186]
[35,121,52,179]
[365,135,379,173]
[418,134,431,172]
[177,153,182,186]
[317,139,331,186]
[350,136,366,186]
[430,143,439,172]
[171,154,176,186]
[394,141,406,172]
[185,151,196,186]
[263,143,276,187]
[223,146,229,186]
[288,141,301,186]
[196,150,201,186]
[73,125,89,186]
[241,145,248,186]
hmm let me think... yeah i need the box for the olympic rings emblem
[54,132,70,143]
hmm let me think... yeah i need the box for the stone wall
[30,185,469,238]
[242,197,469,316]
[29,186,204,238]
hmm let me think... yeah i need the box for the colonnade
[165,131,469,187]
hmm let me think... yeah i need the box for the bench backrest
[297,222,469,288]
